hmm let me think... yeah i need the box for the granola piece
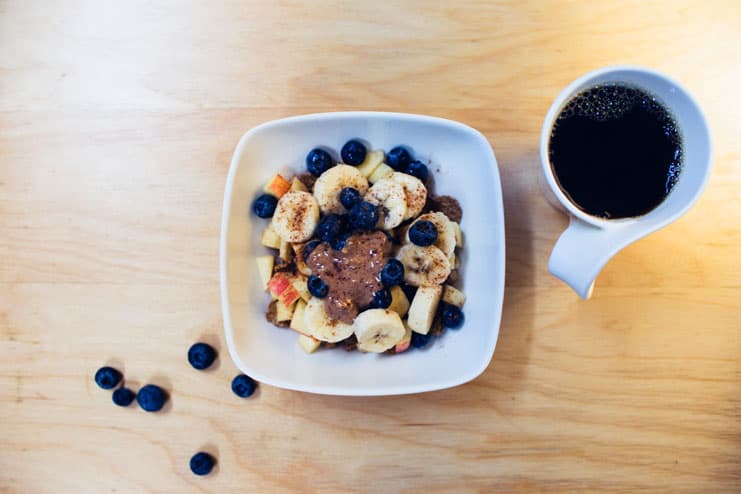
[296,172,317,193]
[426,194,462,223]
[266,300,290,328]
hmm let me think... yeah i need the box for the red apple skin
[395,339,411,353]
[268,272,291,298]
[279,286,301,308]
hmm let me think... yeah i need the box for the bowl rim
[220,111,505,396]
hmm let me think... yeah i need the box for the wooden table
[1,1,739,492]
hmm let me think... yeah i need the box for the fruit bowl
[220,112,505,396]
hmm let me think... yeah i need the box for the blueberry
[380,259,404,287]
[188,342,217,370]
[339,187,362,210]
[306,148,334,176]
[252,194,278,218]
[369,288,391,309]
[190,452,216,476]
[341,139,367,165]
[331,231,352,251]
[302,240,321,262]
[112,387,136,407]
[404,160,429,182]
[386,146,412,171]
[137,384,167,412]
[348,201,378,231]
[307,275,329,298]
[94,366,122,390]
[316,214,347,242]
[441,304,465,329]
[231,374,257,398]
[408,220,438,247]
[411,332,432,348]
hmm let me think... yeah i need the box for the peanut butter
[306,231,391,324]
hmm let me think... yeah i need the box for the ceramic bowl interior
[220,112,505,395]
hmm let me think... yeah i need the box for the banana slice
[407,285,442,335]
[364,177,407,230]
[368,163,394,183]
[272,191,320,243]
[353,309,406,353]
[292,243,313,276]
[391,172,427,220]
[452,221,463,248]
[408,212,456,257]
[397,244,451,287]
[356,149,385,177]
[313,164,369,214]
[303,297,354,343]
[442,284,466,308]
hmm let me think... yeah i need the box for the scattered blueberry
[441,304,465,329]
[306,148,334,176]
[408,220,438,247]
[380,259,404,287]
[316,214,348,242]
[339,187,362,210]
[411,332,432,348]
[188,342,217,370]
[307,275,329,298]
[386,146,412,171]
[112,387,136,407]
[369,288,391,309]
[190,452,216,476]
[331,231,352,250]
[231,374,257,398]
[348,201,378,231]
[301,240,321,262]
[341,139,367,165]
[404,160,429,182]
[252,194,278,218]
[137,384,167,412]
[94,366,122,390]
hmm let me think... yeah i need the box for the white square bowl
[220,112,505,396]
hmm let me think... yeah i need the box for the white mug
[540,66,712,299]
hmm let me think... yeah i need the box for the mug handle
[548,217,636,299]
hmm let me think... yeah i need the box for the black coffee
[549,84,682,219]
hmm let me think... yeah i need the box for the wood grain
[1,1,739,492]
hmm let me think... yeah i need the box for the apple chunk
[268,272,301,308]
[263,173,291,198]
[290,299,311,335]
[395,324,412,353]
[297,334,321,353]
[260,223,282,249]
[290,177,307,192]
[255,255,274,290]
[388,285,410,317]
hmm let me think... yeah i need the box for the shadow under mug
[540,65,712,299]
